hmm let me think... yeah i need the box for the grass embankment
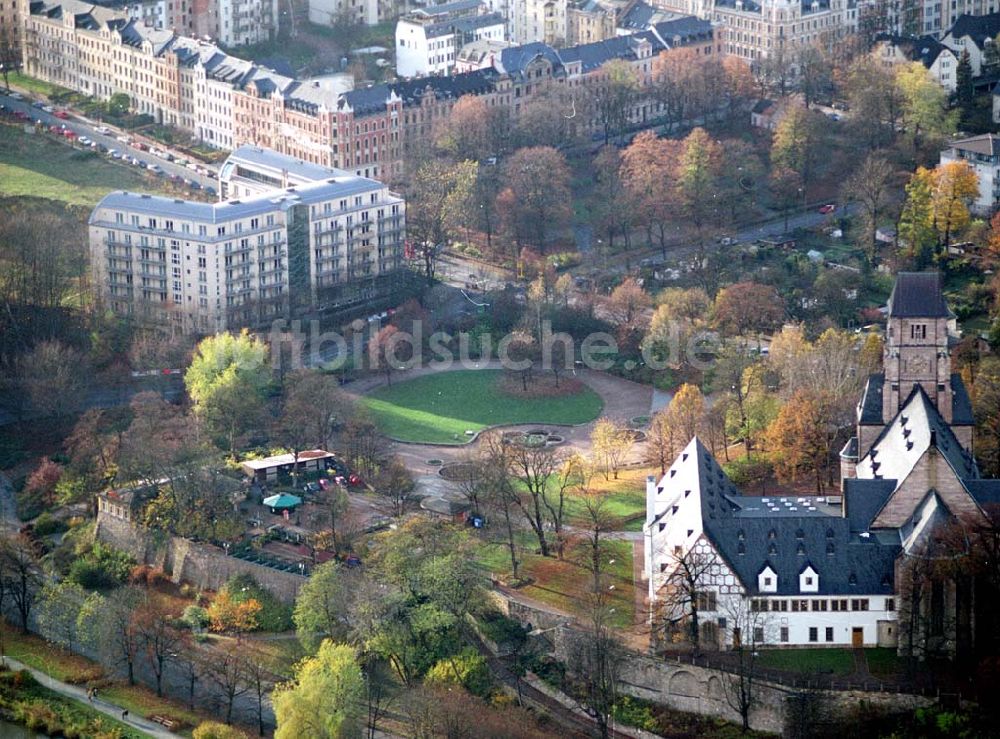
[0,624,224,735]
[0,125,162,207]
[755,647,855,676]
[476,535,635,629]
[361,369,603,444]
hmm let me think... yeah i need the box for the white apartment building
[873,34,959,92]
[89,170,406,334]
[510,0,568,45]
[217,0,278,45]
[396,1,506,76]
[218,144,355,199]
[308,0,379,27]
[940,134,1000,215]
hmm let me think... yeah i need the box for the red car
[54,110,69,119]
[818,204,836,214]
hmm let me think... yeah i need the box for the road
[0,90,218,191]
[2,656,181,738]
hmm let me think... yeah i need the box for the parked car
[107,149,120,158]
[9,92,23,100]
[62,129,77,139]
[13,111,29,120]
[135,142,148,151]
[818,204,836,214]
[41,105,54,113]
[54,109,69,119]
[32,101,45,109]
[115,134,130,143]
[147,163,163,175]
[205,186,217,196]
[188,181,201,190]
[302,482,321,494]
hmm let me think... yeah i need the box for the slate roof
[618,0,657,30]
[946,12,1000,48]
[677,439,900,596]
[650,16,713,45]
[948,133,1000,157]
[951,373,974,425]
[963,480,1000,507]
[425,11,505,39]
[858,373,885,425]
[857,385,978,484]
[498,42,565,76]
[887,271,950,318]
[844,478,895,531]
[875,33,952,68]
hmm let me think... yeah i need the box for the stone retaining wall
[95,511,304,601]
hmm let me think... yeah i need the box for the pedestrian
[87,688,93,702]
[121,709,129,721]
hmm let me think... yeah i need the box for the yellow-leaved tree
[273,640,363,739]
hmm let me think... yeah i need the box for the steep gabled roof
[671,439,900,596]
[948,133,1000,157]
[887,271,950,318]
[857,385,978,485]
[946,12,1000,48]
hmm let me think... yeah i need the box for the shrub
[193,721,250,739]
[476,610,526,649]
[611,696,659,732]
[224,574,293,632]
[424,648,493,698]
[182,605,210,630]
[33,512,67,536]
[67,542,134,589]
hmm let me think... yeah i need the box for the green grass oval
[360,369,603,445]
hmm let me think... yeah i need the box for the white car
[78,136,91,145]
[147,164,163,175]
[107,148,120,158]
[41,105,54,113]
[96,125,110,134]
[116,135,130,144]
[9,92,23,100]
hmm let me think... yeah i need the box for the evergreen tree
[956,50,975,120]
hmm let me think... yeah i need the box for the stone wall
[95,511,304,602]
[487,589,935,735]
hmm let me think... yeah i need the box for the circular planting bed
[360,369,602,445]
[629,415,650,427]
[426,459,444,467]
[501,430,566,448]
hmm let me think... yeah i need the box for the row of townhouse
[21,0,719,183]
[89,145,407,334]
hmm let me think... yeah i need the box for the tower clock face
[908,355,929,374]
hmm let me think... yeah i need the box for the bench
[149,715,178,730]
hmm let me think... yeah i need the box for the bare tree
[372,457,414,518]
[136,596,184,697]
[0,535,42,633]
[656,545,720,651]
[208,643,250,725]
[480,432,522,581]
[506,442,562,557]
[566,594,624,739]
[242,651,274,736]
[719,596,773,732]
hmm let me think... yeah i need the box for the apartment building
[308,0,379,27]
[873,33,959,91]
[940,134,1000,215]
[89,162,406,334]
[395,0,506,77]
[511,0,568,45]
[217,0,277,46]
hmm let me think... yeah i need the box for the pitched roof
[946,12,1000,48]
[857,385,978,486]
[661,439,899,596]
[948,133,1000,157]
[875,33,952,68]
[887,271,950,318]
[858,373,885,425]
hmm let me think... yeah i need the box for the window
[808,627,818,643]
[851,599,869,611]
[753,627,764,644]
[792,600,800,612]
[695,592,717,611]
[825,627,834,642]
[780,626,789,643]
[910,323,927,339]
[886,598,896,612]
[812,599,827,611]
[764,577,772,586]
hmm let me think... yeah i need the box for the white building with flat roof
[89,166,405,334]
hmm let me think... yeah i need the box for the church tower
[840,272,973,484]
[881,272,955,423]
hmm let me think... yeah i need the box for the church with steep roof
[644,272,1000,654]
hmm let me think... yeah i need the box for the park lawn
[2,677,148,739]
[361,369,603,444]
[0,125,175,207]
[562,466,652,530]
[865,647,905,677]
[755,648,854,676]
[477,536,635,630]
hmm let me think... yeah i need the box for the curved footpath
[1,656,181,739]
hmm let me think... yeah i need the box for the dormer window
[910,324,926,340]
[768,529,777,540]
[796,543,806,555]
[849,573,857,586]
[825,528,834,539]
[826,542,835,555]
[768,543,778,555]
[738,530,745,541]
[795,529,804,540]
[738,543,746,555]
